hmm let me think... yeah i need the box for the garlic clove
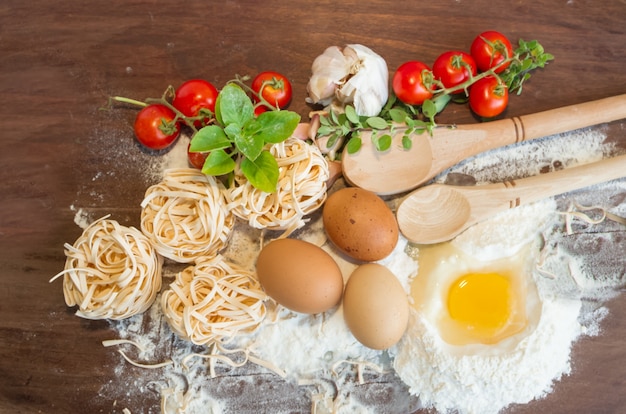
[306,46,357,104]
[306,44,389,117]
[339,44,389,116]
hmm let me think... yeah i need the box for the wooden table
[1,1,625,413]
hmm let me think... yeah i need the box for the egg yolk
[446,272,518,344]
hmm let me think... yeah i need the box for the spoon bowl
[398,185,471,244]
[397,154,626,244]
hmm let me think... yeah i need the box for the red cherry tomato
[251,71,293,109]
[254,104,270,117]
[469,76,509,118]
[432,51,477,94]
[187,142,208,169]
[172,79,219,126]
[470,31,514,74]
[133,104,180,150]
[392,61,434,105]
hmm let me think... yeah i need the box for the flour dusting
[78,124,626,414]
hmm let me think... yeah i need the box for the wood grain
[1,0,625,413]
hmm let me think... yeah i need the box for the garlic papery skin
[306,44,389,117]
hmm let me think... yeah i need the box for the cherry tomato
[470,31,514,74]
[133,104,180,150]
[432,51,477,94]
[251,71,292,109]
[254,104,269,117]
[187,142,208,169]
[392,61,434,105]
[469,76,509,118]
[172,79,219,126]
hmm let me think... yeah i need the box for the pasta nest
[52,217,163,320]
[226,138,329,237]
[140,168,235,263]
[161,255,267,345]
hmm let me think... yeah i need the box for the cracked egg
[410,241,542,353]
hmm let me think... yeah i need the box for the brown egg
[256,238,343,314]
[343,263,409,350]
[323,187,399,261]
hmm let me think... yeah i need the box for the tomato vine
[315,35,554,158]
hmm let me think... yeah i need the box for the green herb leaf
[346,136,362,154]
[234,130,263,161]
[201,149,236,176]
[374,134,392,152]
[338,113,349,128]
[366,116,388,130]
[317,125,334,136]
[326,133,339,149]
[253,110,301,143]
[223,123,242,140]
[215,84,254,127]
[319,115,331,126]
[190,125,231,152]
[388,108,409,123]
[422,99,437,119]
[402,135,413,150]
[240,150,279,193]
[431,94,452,114]
[345,105,360,124]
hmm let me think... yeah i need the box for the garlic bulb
[306,44,389,117]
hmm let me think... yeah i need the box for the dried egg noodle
[50,217,162,320]
[226,137,329,237]
[140,168,234,263]
[161,255,267,345]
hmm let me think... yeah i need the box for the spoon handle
[454,94,626,158]
[467,154,626,216]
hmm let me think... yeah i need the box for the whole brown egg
[323,187,399,261]
[255,238,344,314]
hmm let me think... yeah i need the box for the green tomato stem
[110,96,148,107]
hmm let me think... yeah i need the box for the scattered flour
[78,124,625,414]
[390,125,625,414]
[393,202,584,414]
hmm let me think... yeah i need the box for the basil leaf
[234,132,263,161]
[240,150,279,193]
[215,84,254,127]
[189,125,231,152]
[253,110,301,144]
[201,149,236,176]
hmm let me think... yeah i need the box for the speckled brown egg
[323,187,399,261]
[342,263,409,350]
[255,238,343,314]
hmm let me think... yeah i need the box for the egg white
[410,238,543,356]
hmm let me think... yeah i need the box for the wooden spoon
[396,154,626,244]
[341,94,626,195]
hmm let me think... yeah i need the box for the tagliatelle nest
[226,138,329,237]
[50,217,163,320]
[161,255,267,345]
[140,168,235,263]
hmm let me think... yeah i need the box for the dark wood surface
[1,1,625,413]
